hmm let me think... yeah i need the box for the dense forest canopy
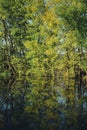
[0,0,87,79]
[0,0,87,130]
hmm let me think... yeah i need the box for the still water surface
[0,77,87,130]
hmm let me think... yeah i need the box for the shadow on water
[0,76,87,130]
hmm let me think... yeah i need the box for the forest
[0,0,87,130]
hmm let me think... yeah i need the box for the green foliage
[0,0,87,129]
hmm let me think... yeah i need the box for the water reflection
[0,77,87,130]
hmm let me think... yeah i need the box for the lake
[0,76,87,130]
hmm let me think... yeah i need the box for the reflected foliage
[0,77,87,130]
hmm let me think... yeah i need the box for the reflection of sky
[84,91,87,97]
[58,96,66,104]
[57,90,66,104]
[83,102,87,110]
[83,90,87,110]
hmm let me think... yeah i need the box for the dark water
[0,77,87,130]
